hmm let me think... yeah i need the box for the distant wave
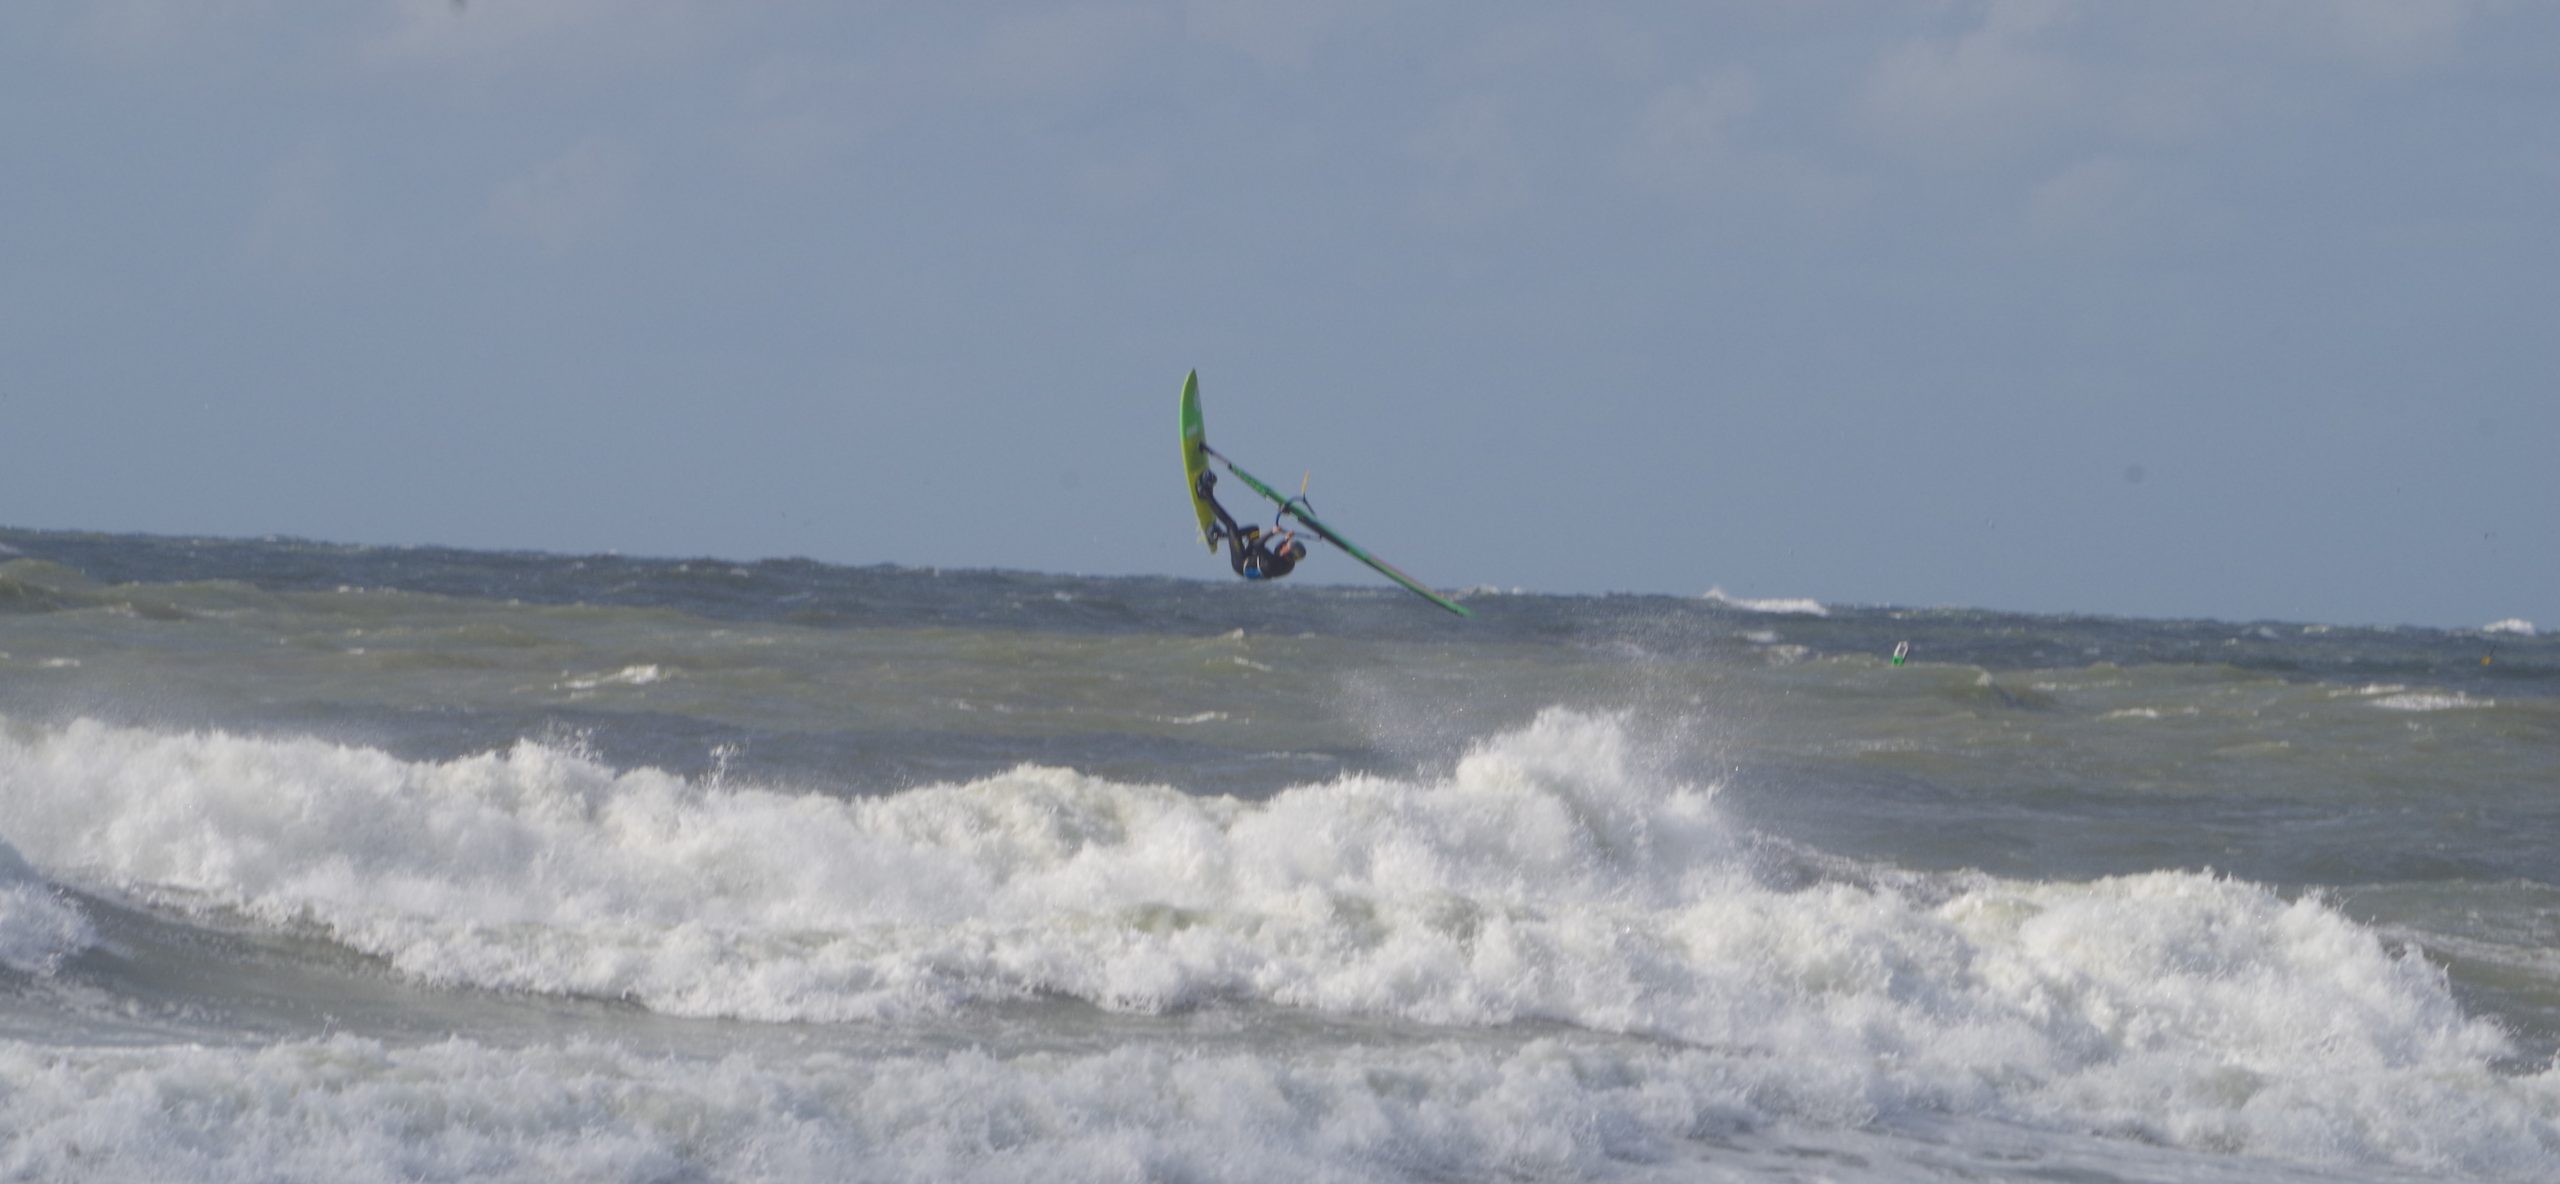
[2481,619,2538,637]
[3,712,2552,1177]
[2372,691,2495,713]
[1701,587,1829,616]
[556,664,670,692]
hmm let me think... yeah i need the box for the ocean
[2,527,2553,1182]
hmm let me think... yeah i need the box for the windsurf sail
[1180,371,1470,618]
[1203,444,1473,619]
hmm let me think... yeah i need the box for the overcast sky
[4,1,2553,628]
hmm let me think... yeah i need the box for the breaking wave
[3,711,2556,1176]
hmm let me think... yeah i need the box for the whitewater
[2,530,2555,1182]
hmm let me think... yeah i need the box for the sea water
[1,529,2554,1182]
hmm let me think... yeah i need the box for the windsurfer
[1199,470,1306,580]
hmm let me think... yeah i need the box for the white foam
[11,1026,2553,1184]
[2372,692,2492,713]
[557,664,668,691]
[2482,619,2538,637]
[0,1036,1958,1184]
[2,712,2555,1176]
[0,839,94,976]
[1703,587,1830,616]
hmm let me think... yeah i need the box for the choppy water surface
[3,529,2554,1181]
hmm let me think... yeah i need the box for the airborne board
[1179,371,1470,618]
[1179,371,1218,551]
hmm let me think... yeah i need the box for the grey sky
[4,1,2552,628]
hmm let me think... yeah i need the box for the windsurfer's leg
[1204,486,1243,544]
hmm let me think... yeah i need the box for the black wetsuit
[1200,471,1300,581]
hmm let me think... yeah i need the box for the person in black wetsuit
[1198,469,1307,581]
